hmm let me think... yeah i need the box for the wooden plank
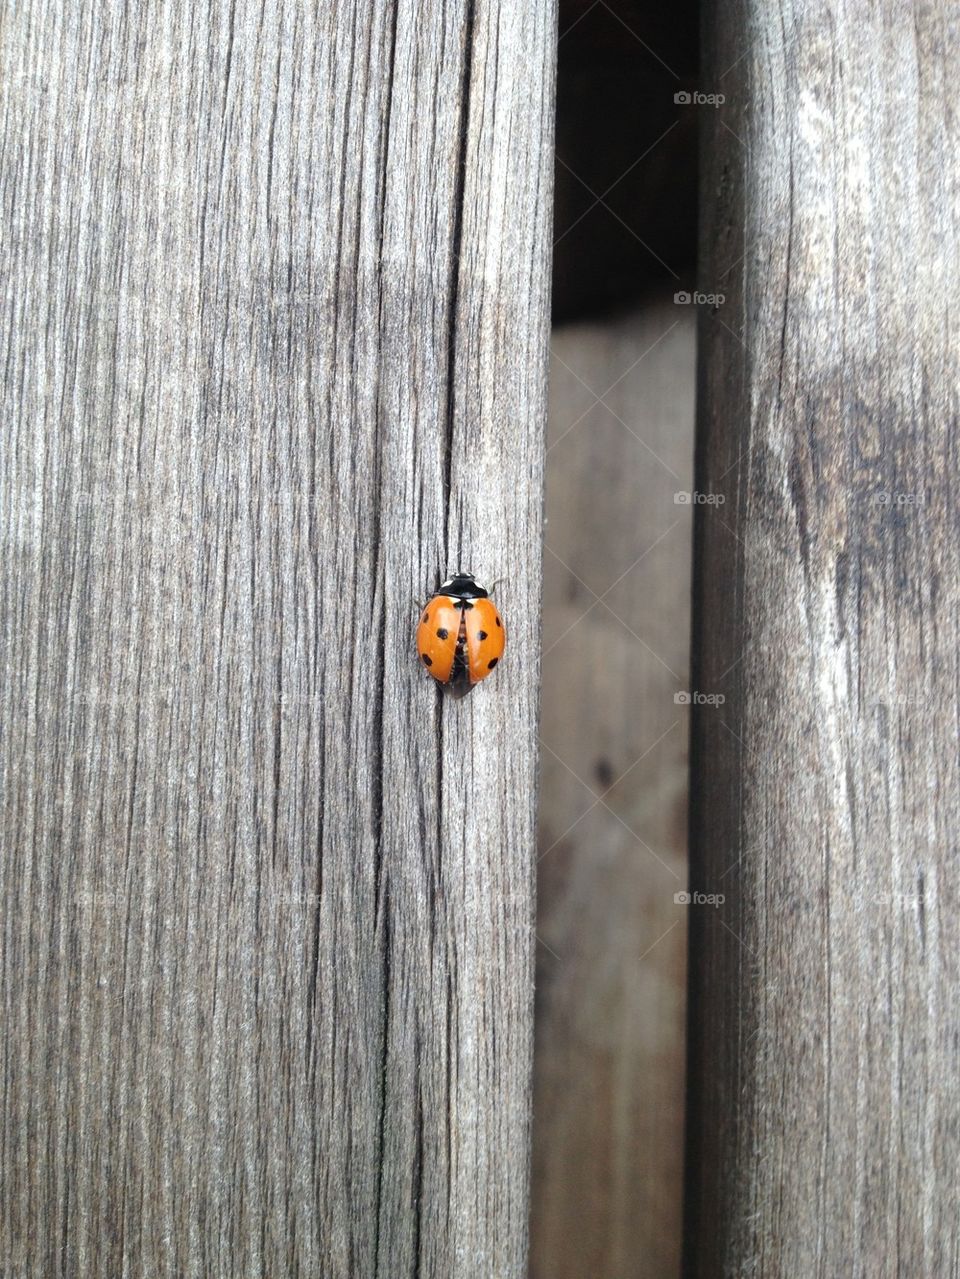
[687,3,960,1275]
[0,2,555,1274]
[531,301,695,1278]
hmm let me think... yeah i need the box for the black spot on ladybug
[478,630,488,641]
[461,600,474,610]
[421,653,433,667]
[421,611,429,624]
[487,657,499,669]
[436,627,449,640]
[495,615,502,627]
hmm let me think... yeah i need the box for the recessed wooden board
[532,300,695,1278]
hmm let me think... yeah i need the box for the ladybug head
[440,571,489,600]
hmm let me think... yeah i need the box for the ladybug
[416,572,506,697]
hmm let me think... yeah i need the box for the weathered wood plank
[687,3,960,1275]
[0,2,555,1274]
[531,301,694,1279]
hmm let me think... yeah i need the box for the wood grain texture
[687,3,960,1275]
[531,302,694,1279]
[0,2,555,1275]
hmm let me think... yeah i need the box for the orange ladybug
[416,573,506,697]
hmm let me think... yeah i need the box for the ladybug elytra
[416,573,505,697]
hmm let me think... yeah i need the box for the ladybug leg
[415,584,439,615]
[416,575,446,612]
[444,677,472,700]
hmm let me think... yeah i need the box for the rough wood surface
[687,3,960,1275]
[531,301,694,1278]
[0,3,555,1274]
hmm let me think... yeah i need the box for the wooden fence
[2,2,555,1274]
[687,2,960,1274]
[3,1,959,1275]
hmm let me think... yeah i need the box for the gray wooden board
[0,2,556,1274]
[687,3,960,1275]
[531,301,695,1278]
